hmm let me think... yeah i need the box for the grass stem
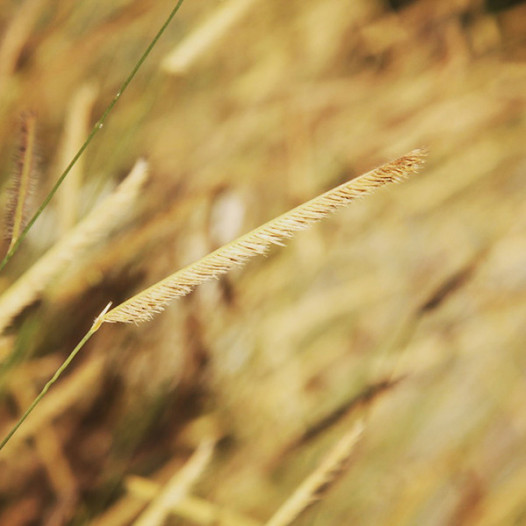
[0,302,111,451]
[0,0,186,272]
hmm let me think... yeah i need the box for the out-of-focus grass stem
[0,0,186,272]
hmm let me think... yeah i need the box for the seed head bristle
[6,112,39,252]
[103,149,426,324]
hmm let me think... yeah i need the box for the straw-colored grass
[1,0,526,524]
[0,160,148,333]
[103,150,425,324]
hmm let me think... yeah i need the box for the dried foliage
[0,160,148,334]
[103,150,425,324]
[1,0,526,525]
[265,421,364,526]
[134,439,215,526]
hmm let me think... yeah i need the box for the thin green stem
[0,326,98,451]
[0,0,186,272]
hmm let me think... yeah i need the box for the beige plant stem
[161,0,260,75]
[133,439,215,526]
[12,379,78,500]
[0,160,148,335]
[126,477,261,526]
[265,421,364,526]
[103,149,426,324]
[57,83,99,232]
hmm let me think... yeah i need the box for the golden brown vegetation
[102,150,425,325]
[1,0,526,524]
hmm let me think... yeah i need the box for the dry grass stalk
[161,0,260,75]
[6,112,38,253]
[133,439,215,526]
[0,0,47,98]
[265,421,364,526]
[127,477,261,526]
[57,83,98,232]
[103,149,426,324]
[12,380,78,509]
[0,160,148,334]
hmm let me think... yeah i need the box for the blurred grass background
[1,0,526,524]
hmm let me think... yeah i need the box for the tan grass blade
[265,421,364,526]
[6,112,38,253]
[161,0,260,75]
[0,0,47,99]
[0,160,148,334]
[12,379,78,501]
[57,83,98,232]
[103,149,426,324]
[127,477,261,526]
[133,439,215,526]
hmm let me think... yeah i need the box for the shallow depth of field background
[1,0,526,524]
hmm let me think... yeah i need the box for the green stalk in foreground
[0,303,110,451]
[0,150,426,451]
[0,0,186,272]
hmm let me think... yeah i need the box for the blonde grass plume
[0,160,149,334]
[0,150,424,452]
[265,421,364,526]
[103,149,426,325]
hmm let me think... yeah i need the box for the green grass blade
[0,328,95,451]
[0,303,110,451]
[0,0,186,272]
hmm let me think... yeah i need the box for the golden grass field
[1,0,526,524]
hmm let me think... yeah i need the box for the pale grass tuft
[133,439,215,526]
[265,421,365,526]
[103,149,426,324]
[0,160,148,334]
